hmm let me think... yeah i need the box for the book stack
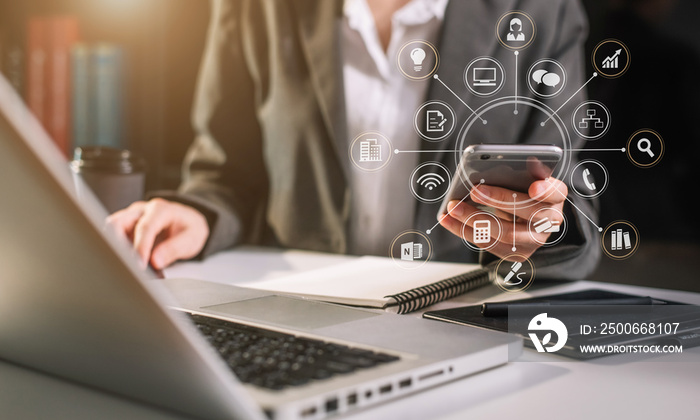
[12,15,124,159]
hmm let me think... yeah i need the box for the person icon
[507,18,525,42]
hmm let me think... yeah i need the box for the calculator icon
[473,220,491,244]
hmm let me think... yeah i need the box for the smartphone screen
[438,144,563,216]
[460,144,562,193]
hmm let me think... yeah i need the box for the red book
[25,16,80,158]
[46,16,80,158]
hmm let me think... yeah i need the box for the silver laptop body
[0,75,521,420]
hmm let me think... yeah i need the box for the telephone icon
[582,168,596,191]
[503,261,525,286]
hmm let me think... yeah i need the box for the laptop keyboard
[188,314,400,391]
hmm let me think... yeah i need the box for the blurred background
[0,0,697,290]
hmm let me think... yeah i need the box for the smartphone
[438,144,563,216]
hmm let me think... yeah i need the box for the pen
[480,296,666,317]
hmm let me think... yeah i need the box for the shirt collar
[344,0,448,30]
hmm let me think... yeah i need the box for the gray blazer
[163,0,601,280]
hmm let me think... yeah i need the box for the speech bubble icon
[532,69,548,84]
[542,72,561,87]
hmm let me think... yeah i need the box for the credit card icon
[533,217,560,234]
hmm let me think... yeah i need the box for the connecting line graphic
[394,149,452,154]
[514,51,519,115]
[426,180,485,235]
[394,148,625,155]
[512,193,518,252]
[570,148,625,153]
[433,74,487,124]
[541,72,598,126]
[545,178,603,233]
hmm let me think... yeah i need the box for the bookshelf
[0,0,210,191]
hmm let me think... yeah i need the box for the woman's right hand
[107,198,210,270]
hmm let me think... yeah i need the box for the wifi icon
[417,172,446,191]
[410,162,451,203]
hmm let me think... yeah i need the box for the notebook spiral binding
[386,268,492,314]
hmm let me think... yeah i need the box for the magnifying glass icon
[637,138,655,158]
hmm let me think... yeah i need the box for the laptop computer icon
[0,74,520,420]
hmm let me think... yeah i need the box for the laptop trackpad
[202,296,379,330]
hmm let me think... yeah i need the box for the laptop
[0,74,521,420]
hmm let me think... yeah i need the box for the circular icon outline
[389,230,434,269]
[526,59,567,99]
[464,56,506,98]
[348,131,393,172]
[570,159,609,199]
[397,40,440,81]
[571,100,611,141]
[409,162,452,203]
[626,128,664,168]
[496,11,537,51]
[527,207,568,247]
[601,220,640,260]
[413,100,457,142]
[592,39,631,79]
[494,254,536,293]
[459,211,503,252]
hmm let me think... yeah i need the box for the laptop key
[188,314,400,391]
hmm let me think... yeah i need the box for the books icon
[611,229,632,251]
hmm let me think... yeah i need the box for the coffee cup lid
[72,146,146,174]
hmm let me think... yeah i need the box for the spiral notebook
[238,256,492,314]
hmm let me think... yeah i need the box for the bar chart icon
[602,49,622,69]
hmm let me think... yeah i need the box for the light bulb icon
[410,47,426,72]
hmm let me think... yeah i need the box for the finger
[106,201,146,240]
[438,212,466,239]
[529,178,568,204]
[471,183,566,221]
[132,200,173,267]
[150,230,205,269]
[444,200,481,224]
[441,213,541,260]
[470,185,533,219]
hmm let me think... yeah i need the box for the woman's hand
[107,198,210,269]
[439,178,568,261]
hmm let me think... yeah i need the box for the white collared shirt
[341,0,448,255]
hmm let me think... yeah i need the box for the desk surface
[4,247,700,420]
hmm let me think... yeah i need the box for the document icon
[401,242,423,261]
[426,110,447,132]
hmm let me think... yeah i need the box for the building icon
[359,139,382,162]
